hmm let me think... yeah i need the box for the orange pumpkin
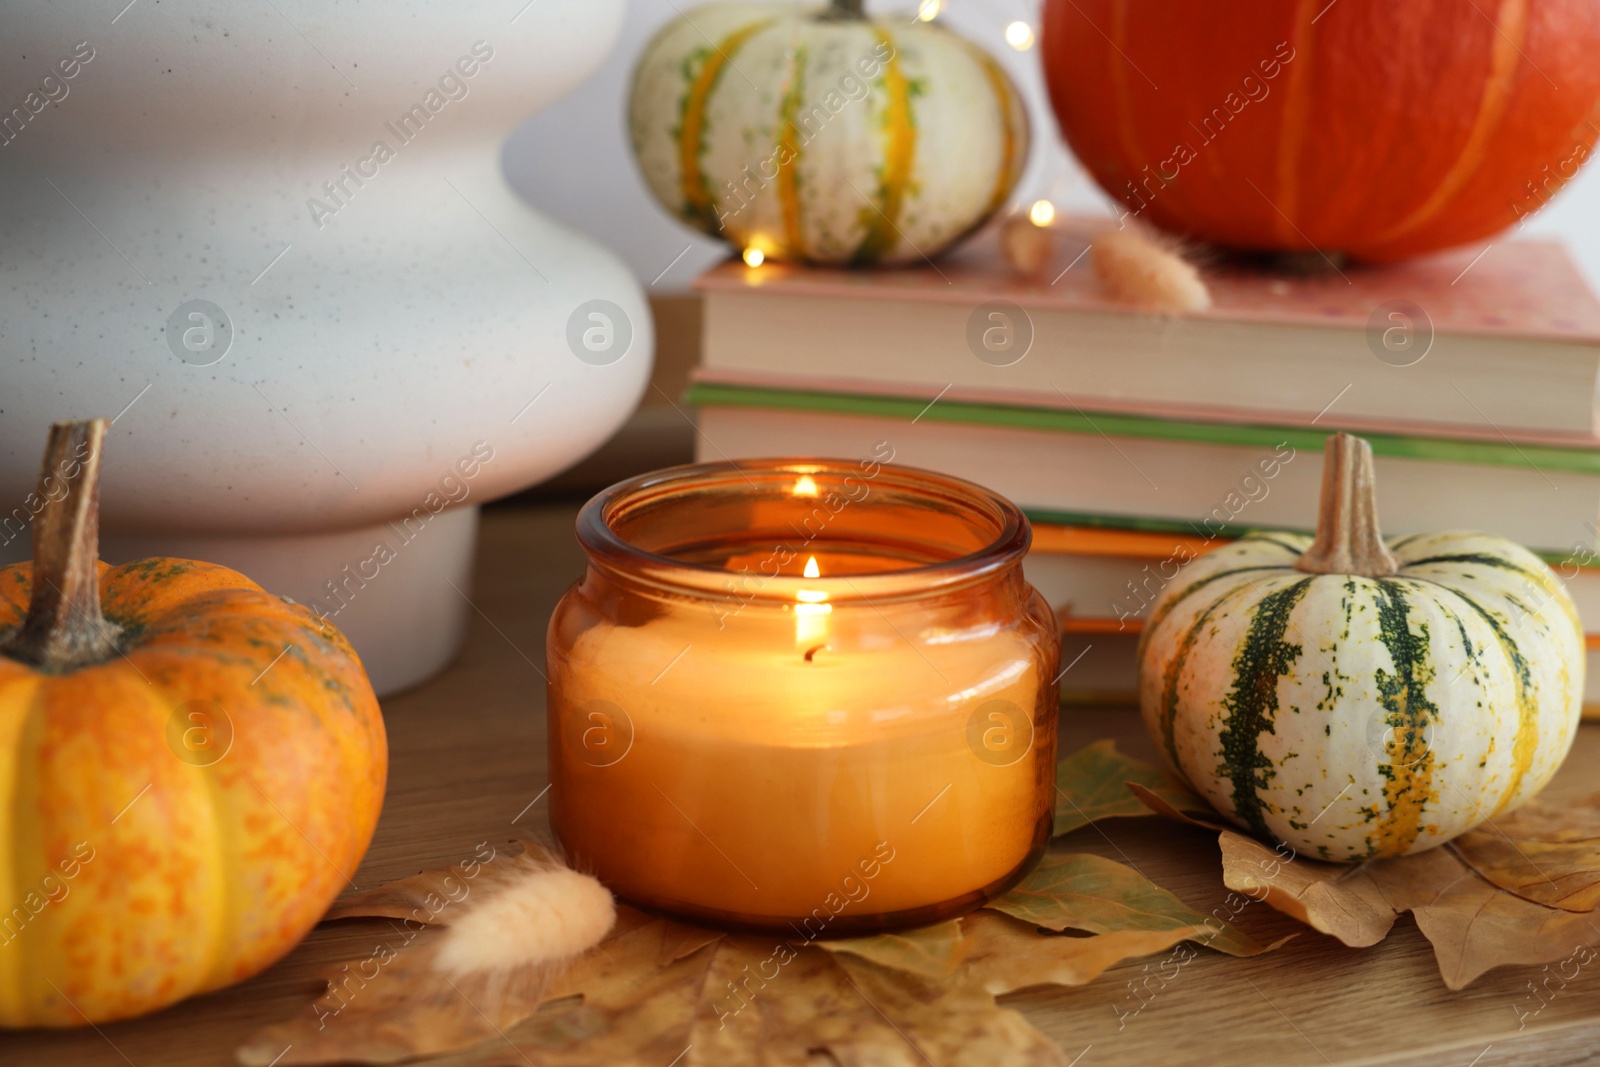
[1041,0,1600,261]
[0,421,386,1027]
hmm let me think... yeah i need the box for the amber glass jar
[546,458,1058,936]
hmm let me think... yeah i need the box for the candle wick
[803,643,828,663]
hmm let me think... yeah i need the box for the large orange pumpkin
[1041,0,1600,261]
[0,421,387,1027]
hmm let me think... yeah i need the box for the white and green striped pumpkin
[1139,434,1584,862]
[627,0,1029,265]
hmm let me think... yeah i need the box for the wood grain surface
[8,504,1600,1066]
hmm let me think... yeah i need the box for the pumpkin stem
[0,420,122,671]
[823,0,867,18]
[1295,432,1399,579]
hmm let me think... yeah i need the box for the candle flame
[796,555,831,649]
[793,474,819,498]
[797,556,828,604]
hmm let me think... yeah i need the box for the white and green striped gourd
[1139,433,1585,862]
[627,0,1029,266]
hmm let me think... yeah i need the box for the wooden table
[11,504,1600,1067]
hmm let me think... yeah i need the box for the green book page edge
[685,383,1589,564]
[684,382,1600,477]
[1019,508,1576,567]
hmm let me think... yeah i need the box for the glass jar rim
[575,458,1032,604]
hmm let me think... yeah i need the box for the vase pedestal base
[96,508,480,697]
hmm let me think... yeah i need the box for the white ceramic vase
[0,0,650,693]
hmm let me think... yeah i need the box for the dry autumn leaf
[246,738,1355,1066]
[1054,738,1205,836]
[691,938,1067,1067]
[1119,746,1600,989]
[985,851,1279,957]
[1413,862,1600,990]
[822,909,1209,995]
[1098,664,1600,993]
[237,840,615,1066]
[244,828,1280,1066]
[958,910,1204,995]
[1126,781,1232,832]
[1452,792,1600,911]
[1216,792,1600,990]
[822,919,967,978]
[419,911,722,1067]
[410,917,1068,1067]
[1218,828,1454,948]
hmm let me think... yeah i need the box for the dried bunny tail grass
[431,850,615,977]
[999,215,1057,278]
[1092,223,1211,312]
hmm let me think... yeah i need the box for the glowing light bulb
[793,474,819,497]
[917,0,941,20]
[1005,21,1035,50]
[1028,199,1056,227]
[743,246,766,267]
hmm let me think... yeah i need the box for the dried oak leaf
[1451,792,1600,912]
[985,851,1281,957]
[1054,739,1205,837]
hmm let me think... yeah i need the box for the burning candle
[794,554,831,651]
[547,459,1059,935]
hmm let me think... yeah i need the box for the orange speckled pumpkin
[1041,0,1600,261]
[0,420,386,1027]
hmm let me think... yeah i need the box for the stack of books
[685,218,1600,711]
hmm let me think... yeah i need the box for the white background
[503,0,1600,295]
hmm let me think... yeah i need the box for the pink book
[695,217,1600,445]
